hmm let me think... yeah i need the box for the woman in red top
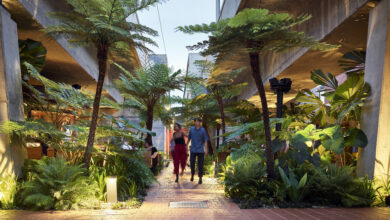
[172,123,187,183]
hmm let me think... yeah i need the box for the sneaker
[190,175,194,182]
[198,177,202,184]
[175,174,179,183]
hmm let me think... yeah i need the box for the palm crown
[45,0,159,57]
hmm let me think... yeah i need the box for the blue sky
[138,0,218,72]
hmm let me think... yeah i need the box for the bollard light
[106,176,117,203]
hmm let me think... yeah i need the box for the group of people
[170,117,209,184]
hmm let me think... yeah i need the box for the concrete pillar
[357,0,390,179]
[0,6,26,176]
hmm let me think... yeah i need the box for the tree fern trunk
[248,51,275,179]
[146,105,154,145]
[83,44,108,169]
[202,117,213,155]
[216,95,226,142]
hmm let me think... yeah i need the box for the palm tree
[173,82,219,154]
[45,0,160,167]
[178,8,337,178]
[114,64,184,145]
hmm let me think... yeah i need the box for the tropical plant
[20,157,99,210]
[223,155,268,201]
[114,64,184,144]
[205,66,246,141]
[178,8,337,178]
[104,152,155,200]
[0,174,19,209]
[304,164,377,207]
[45,0,160,167]
[173,82,219,153]
[278,167,308,203]
[19,39,47,79]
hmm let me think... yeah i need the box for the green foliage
[20,157,99,210]
[339,50,366,75]
[0,174,19,209]
[223,155,269,202]
[178,8,337,56]
[304,164,377,207]
[19,39,47,78]
[296,66,370,127]
[89,166,107,201]
[110,198,142,209]
[45,0,160,57]
[278,167,308,203]
[114,63,187,128]
[104,152,155,200]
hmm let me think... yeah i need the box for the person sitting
[145,139,158,175]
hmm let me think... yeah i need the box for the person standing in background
[145,139,158,175]
[187,118,208,184]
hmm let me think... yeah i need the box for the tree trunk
[146,105,154,145]
[83,44,108,169]
[248,51,275,179]
[216,124,220,149]
[202,116,213,155]
[216,95,226,142]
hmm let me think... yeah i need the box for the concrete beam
[16,0,124,103]
[357,0,390,179]
[0,6,26,176]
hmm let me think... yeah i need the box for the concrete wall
[0,7,26,176]
[17,0,123,103]
[357,0,390,179]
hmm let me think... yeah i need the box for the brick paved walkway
[1,162,390,219]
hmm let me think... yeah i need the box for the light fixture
[106,176,117,203]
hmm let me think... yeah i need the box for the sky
[137,0,218,72]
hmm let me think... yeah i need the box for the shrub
[0,174,19,209]
[305,164,377,207]
[20,157,99,210]
[105,153,155,200]
[223,155,270,202]
[278,167,308,203]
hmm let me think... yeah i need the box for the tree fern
[45,0,161,167]
[178,8,338,178]
[114,63,188,144]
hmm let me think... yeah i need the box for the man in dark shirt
[187,117,209,184]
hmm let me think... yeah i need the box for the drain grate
[169,201,208,208]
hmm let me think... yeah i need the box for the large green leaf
[310,69,338,92]
[345,127,368,147]
[319,125,344,154]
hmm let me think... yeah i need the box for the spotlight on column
[106,176,117,203]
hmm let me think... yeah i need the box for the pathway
[0,162,390,219]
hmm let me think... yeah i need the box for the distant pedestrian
[145,139,158,175]
[172,123,187,183]
[187,117,209,184]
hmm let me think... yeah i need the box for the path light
[106,176,117,203]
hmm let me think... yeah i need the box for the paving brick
[1,163,389,219]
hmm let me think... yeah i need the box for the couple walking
[172,118,209,184]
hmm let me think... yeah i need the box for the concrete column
[0,6,26,176]
[357,0,390,179]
